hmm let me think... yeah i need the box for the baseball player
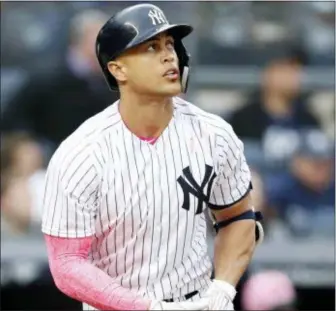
[41,3,264,311]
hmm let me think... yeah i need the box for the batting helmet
[95,3,193,93]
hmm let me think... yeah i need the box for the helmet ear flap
[174,40,191,93]
[104,69,119,92]
[96,41,119,92]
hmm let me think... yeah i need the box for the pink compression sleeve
[44,234,151,311]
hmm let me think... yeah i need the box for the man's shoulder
[174,96,236,138]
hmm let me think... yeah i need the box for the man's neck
[119,92,174,138]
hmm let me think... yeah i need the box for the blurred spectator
[228,49,321,167]
[241,270,297,310]
[1,132,46,235]
[1,174,43,235]
[1,9,118,154]
[265,129,334,238]
[1,131,44,178]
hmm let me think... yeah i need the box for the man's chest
[99,128,217,225]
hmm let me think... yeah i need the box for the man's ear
[107,61,127,83]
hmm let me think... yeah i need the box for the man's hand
[204,279,236,310]
[149,298,209,310]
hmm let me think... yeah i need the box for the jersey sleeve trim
[208,181,252,210]
[41,226,95,238]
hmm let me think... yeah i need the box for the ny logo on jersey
[148,9,167,26]
[177,165,217,215]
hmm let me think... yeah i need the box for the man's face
[263,60,301,98]
[109,32,182,96]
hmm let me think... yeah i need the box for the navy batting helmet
[95,3,193,93]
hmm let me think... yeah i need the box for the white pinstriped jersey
[41,96,251,307]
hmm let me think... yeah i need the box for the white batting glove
[204,279,236,310]
[149,298,209,310]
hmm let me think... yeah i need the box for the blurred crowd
[1,7,119,236]
[0,2,334,310]
[226,50,335,239]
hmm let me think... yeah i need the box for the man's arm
[204,193,262,310]
[45,234,210,311]
[45,234,151,311]
[41,144,150,310]
[211,194,256,286]
[204,123,264,310]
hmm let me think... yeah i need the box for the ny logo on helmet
[148,9,167,26]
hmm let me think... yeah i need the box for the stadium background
[1,1,335,310]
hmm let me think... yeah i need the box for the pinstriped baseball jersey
[41,96,251,308]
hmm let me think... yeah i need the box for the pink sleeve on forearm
[44,234,150,311]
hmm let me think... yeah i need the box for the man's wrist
[211,279,237,301]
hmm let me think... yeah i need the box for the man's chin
[161,84,182,97]
[144,82,182,97]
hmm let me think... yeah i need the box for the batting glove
[149,298,209,310]
[204,279,236,310]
